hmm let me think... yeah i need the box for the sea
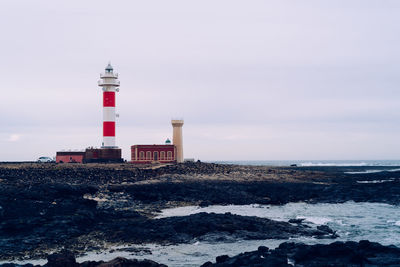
[212,159,400,167]
[3,160,400,266]
[78,201,400,266]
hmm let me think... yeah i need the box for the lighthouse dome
[105,63,113,72]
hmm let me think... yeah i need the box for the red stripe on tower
[103,92,115,107]
[103,121,115,136]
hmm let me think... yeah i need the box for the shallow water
[156,202,400,246]
[4,201,400,266]
[79,202,400,266]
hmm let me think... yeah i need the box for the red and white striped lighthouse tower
[98,63,120,148]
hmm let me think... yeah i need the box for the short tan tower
[171,119,184,163]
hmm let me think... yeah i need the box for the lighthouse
[98,63,120,148]
[56,63,123,163]
[172,119,184,163]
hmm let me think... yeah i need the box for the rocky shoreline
[3,240,400,267]
[201,240,400,267]
[1,162,400,265]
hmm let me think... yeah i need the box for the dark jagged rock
[201,240,400,266]
[45,250,78,267]
[215,255,229,264]
[288,218,304,224]
[79,257,166,267]
[316,225,336,235]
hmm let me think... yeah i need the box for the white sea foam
[0,258,47,266]
[335,220,346,226]
[356,179,395,184]
[296,216,332,225]
[345,170,384,174]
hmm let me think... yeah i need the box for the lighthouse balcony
[98,80,120,86]
[100,72,118,79]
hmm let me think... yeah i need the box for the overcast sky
[1,0,400,161]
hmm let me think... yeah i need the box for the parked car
[37,156,54,163]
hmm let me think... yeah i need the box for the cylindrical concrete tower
[98,63,120,148]
[171,119,184,163]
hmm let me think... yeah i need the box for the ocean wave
[346,168,400,174]
[296,216,332,225]
[356,179,395,184]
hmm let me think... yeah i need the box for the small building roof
[56,151,86,155]
[131,144,175,148]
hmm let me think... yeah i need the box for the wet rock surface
[102,212,337,244]
[201,240,400,267]
[1,162,400,262]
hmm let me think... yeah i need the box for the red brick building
[56,151,85,163]
[131,144,176,164]
[56,148,122,163]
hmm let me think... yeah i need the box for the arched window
[160,151,165,160]
[167,151,172,160]
[139,151,144,160]
[154,151,159,161]
[146,151,152,160]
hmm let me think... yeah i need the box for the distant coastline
[211,159,400,167]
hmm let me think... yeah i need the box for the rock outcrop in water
[104,212,337,244]
[0,206,337,260]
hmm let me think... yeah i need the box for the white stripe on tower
[103,107,116,122]
[103,136,115,147]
